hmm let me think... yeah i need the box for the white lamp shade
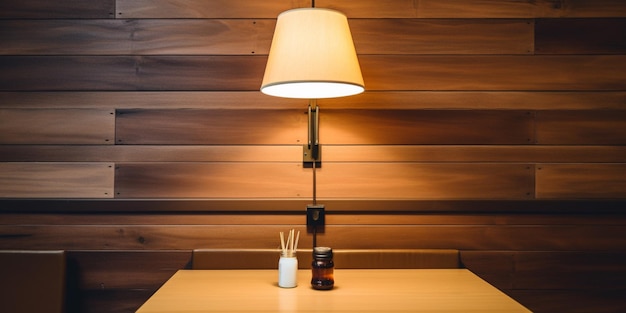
[261,8,364,99]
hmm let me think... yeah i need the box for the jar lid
[313,246,333,259]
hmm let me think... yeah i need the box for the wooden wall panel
[0,19,534,56]
[536,164,626,199]
[114,163,311,198]
[1,0,625,312]
[3,145,624,163]
[322,110,533,144]
[536,110,626,144]
[0,56,266,91]
[535,18,626,54]
[3,56,626,91]
[115,0,309,18]
[1,224,624,251]
[3,91,625,110]
[351,19,533,55]
[324,0,626,18]
[0,109,115,144]
[361,55,626,91]
[323,146,626,163]
[115,109,307,145]
[317,163,534,200]
[0,163,114,198]
[0,20,275,56]
[0,0,115,18]
[0,145,302,162]
[115,109,533,145]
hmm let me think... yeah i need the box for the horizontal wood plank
[115,109,307,145]
[114,0,626,18]
[0,19,533,56]
[535,18,626,54]
[2,91,625,110]
[536,110,626,144]
[0,163,114,198]
[0,56,266,91]
[351,19,533,55]
[0,109,115,144]
[1,199,624,214]
[316,163,534,200]
[0,19,275,56]
[3,56,626,91]
[536,164,626,199]
[0,0,115,18]
[3,212,625,226]
[360,55,626,91]
[114,163,311,198]
[114,109,533,145]
[322,0,626,18]
[2,145,625,163]
[321,110,533,144]
[1,224,624,251]
[115,0,309,18]
[114,162,534,199]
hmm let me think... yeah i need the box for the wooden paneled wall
[1,1,625,312]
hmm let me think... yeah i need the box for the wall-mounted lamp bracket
[303,100,321,168]
[306,204,325,234]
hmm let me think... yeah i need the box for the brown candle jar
[311,247,334,290]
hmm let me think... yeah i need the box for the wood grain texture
[536,110,626,144]
[114,163,311,198]
[2,145,624,163]
[0,19,534,56]
[115,109,533,145]
[0,163,114,198]
[114,162,533,199]
[115,0,309,18]
[536,164,626,199]
[320,0,626,18]
[321,110,533,144]
[0,19,275,56]
[1,224,623,251]
[350,18,534,54]
[3,56,626,91]
[0,109,115,144]
[0,0,115,18]
[115,109,307,145]
[316,163,534,200]
[360,55,626,91]
[535,18,626,54]
[3,91,625,110]
[0,56,266,91]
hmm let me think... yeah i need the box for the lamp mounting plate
[303,144,322,168]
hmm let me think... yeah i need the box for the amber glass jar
[311,247,334,290]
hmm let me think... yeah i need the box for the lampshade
[261,8,364,99]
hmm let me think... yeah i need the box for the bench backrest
[0,250,66,313]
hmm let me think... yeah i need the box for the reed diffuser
[278,229,299,288]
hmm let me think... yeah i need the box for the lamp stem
[313,150,317,205]
[310,99,318,205]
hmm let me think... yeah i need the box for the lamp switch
[306,204,325,233]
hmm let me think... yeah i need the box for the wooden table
[136,269,531,312]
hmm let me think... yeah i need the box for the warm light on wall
[260,6,364,247]
[260,7,364,166]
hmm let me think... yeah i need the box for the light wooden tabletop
[136,269,531,312]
